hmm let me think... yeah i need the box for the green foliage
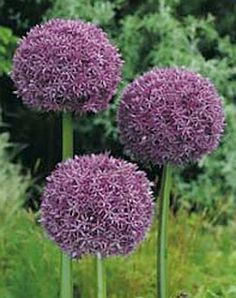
[0,0,50,35]
[176,0,236,42]
[1,210,236,297]
[46,0,125,26]
[0,129,52,297]
[0,26,17,75]
[118,7,236,98]
[0,130,31,231]
[0,211,59,298]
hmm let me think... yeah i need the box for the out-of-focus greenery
[46,0,124,26]
[0,128,30,232]
[176,0,236,42]
[0,211,59,298]
[0,26,17,75]
[0,0,50,35]
[1,209,236,298]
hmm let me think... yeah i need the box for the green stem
[60,112,73,298]
[60,254,73,298]
[62,112,73,160]
[157,163,172,298]
[97,252,107,298]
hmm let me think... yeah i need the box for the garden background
[1,0,236,297]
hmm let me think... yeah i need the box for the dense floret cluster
[118,68,224,166]
[11,19,122,113]
[40,154,154,258]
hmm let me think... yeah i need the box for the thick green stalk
[60,112,73,298]
[97,252,107,298]
[157,163,172,298]
[62,112,73,160]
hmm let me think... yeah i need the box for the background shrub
[0,121,30,230]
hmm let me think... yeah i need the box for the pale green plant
[0,130,31,232]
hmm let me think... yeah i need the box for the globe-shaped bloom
[11,19,123,113]
[118,68,224,166]
[40,154,154,258]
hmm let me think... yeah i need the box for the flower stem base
[157,163,172,298]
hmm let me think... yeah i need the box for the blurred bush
[0,211,59,298]
[0,26,17,75]
[46,0,123,26]
[0,0,50,35]
[0,128,31,231]
[176,0,236,42]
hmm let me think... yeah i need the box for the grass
[1,208,236,298]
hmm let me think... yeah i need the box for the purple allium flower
[40,154,154,258]
[118,68,224,166]
[11,19,123,113]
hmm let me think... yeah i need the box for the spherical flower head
[40,154,154,258]
[118,68,225,166]
[11,19,123,113]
